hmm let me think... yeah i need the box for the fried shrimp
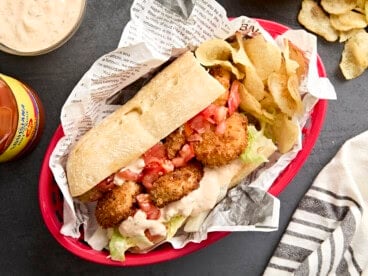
[210,66,231,106]
[95,181,141,228]
[165,128,186,159]
[193,112,248,167]
[150,162,203,208]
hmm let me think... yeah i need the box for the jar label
[0,74,39,162]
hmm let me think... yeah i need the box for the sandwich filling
[77,68,272,260]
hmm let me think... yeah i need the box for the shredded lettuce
[166,215,186,239]
[108,229,155,261]
[109,229,132,261]
[108,216,185,261]
[240,125,269,164]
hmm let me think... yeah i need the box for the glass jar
[0,74,45,162]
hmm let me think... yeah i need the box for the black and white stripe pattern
[264,131,368,275]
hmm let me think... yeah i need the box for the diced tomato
[140,143,177,188]
[141,173,158,190]
[214,106,228,124]
[187,133,202,142]
[200,104,217,123]
[171,156,186,167]
[188,114,210,134]
[144,229,164,243]
[161,159,174,173]
[141,162,165,189]
[144,161,165,172]
[143,142,167,164]
[115,169,141,182]
[228,80,241,116]
[172,143,195,167]
[180,143,195,162]
[215,120,227,135]
[136,194,161,220]
[96,175,115,192]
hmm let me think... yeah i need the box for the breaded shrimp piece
[210,66,231,90]
[150,162,203,208]
[210,66,231,106]
[95,181,141,228]
[193,112,248,167]
[165,128,186,159]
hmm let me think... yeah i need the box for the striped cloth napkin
[264,130,368,275]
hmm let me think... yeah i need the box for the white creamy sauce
[113,158,145,186]
[0,0,84,52]
[118,159,243,241]
[119,210,167,248]
[162,159,243,219]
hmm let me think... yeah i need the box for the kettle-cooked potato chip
[243,34,282,81]
[195,39,244,79]
[339,28,365,42]
[233,33,267,100]
[298,0,339,42]
[259,94,279,113]
[298,0,368,79]
[286,40,309,80]
[267,72,303,117]
[266,113,299,154]
[330,11,367,31]
[242,68,267,101]
[321,0,357,15]
[355,0,366,11]
[196,32,307,153]
[282,41,301,77]
[340,30,368,79]
[287,74,304,114]
[195,39,232,61]
[238,83,274,123]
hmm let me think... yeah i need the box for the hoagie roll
[66,46,280,261]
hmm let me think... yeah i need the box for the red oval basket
[39,19,328,266]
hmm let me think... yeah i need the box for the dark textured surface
[1,0,367,275]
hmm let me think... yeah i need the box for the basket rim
[38,18,328,266]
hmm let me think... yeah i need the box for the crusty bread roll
[67,52,226,197]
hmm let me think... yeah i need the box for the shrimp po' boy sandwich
[66,33,305,261]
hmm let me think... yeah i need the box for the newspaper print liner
[49,0,336,251]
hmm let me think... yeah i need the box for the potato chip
[340,30,368,79]
[259,93,279,113]
[355,0,366,11]
[365,1,368,22]
[195,39,232,61]
[330,11,367,31]
[282,42,301,77]
[267,113,299,154]
[238,83,274,123]
[286,40,309,80]
[287,74,304,114]
[242,69,267,101]
[339,28,365,42]
[298,0,339,42]
[231,33,254,72]
[243,34,282,81]
[195,39,244,79]
[232,33,267,100]
[267,72,303,117]
[321,0,357,15]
